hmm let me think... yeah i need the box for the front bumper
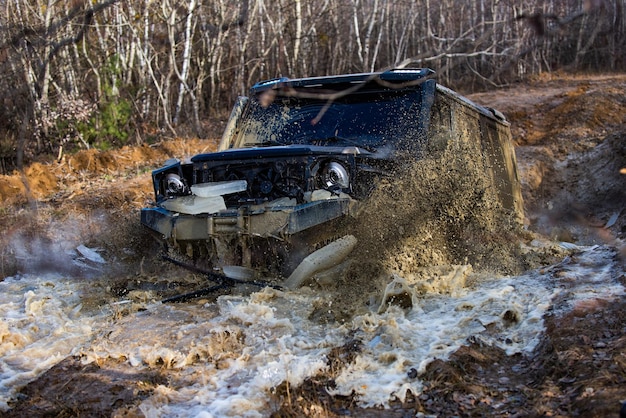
[140,198,355,241]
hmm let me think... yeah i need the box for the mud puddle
[2,243,623,416]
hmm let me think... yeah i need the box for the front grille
[194,159,309,205]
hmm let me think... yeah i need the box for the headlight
[321,161,350,189]
[165,173,187,196]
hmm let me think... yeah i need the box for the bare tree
[1,0,625,172]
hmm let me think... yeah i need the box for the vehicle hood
[191,144,370,163]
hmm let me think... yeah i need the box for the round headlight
[322,162,350,189]
[165,173,186,196]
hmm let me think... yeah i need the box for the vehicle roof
[250,68,435,94]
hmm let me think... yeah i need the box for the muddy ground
[1,73,625,417]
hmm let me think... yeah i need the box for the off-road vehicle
[141,68,522,288]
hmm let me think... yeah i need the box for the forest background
[1,0,624,174]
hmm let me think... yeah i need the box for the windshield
[231,88,424,151]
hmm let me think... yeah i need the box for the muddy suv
[141,68,523,287]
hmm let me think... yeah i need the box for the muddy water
[0,274,110,409]
[1,243,623,416]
